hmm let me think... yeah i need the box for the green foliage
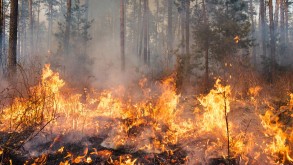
[54,0,94,84]
[191,0,251,74]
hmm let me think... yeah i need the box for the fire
[197,79,231,134]
[0,64,292,164]
[234,35,240,43]
[260,94,293,163]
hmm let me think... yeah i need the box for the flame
[260,94,293,163]
[0,64,292,164]
[197,79,231,135]
[234,35,240,43]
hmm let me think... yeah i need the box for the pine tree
[8,0,18,76]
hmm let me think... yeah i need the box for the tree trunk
[48,1,53,52]
[184,0,190,79]
[143,0,148,65]
[260,0,266,58]
[146,0,150,66]
[274,0,279,31]
[28,0,33,55]
[120,0,125,71]
[64,0,72,56]
[167,0,173,67]
[0,0,3,68]
[21,0,27,58]
[84,0,89,56]
[138,0,143,60]
[8,0,18,75]
[185,0,190,56]
[180,3,185,55]
[280,0,285,52]
[203,0,209,91]
[285,0,289,43]
[268,0,275,83]
[36,0,41,54]
[250,0,256,67]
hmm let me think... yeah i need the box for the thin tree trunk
[2,1,5,61]
[8,0,18,76]
[203,0,209,91]
[180,7,185,55]
[147,0,150,66]
[274,0,279,31]
[155,0,159,55]
[84,0,89,56]
[285,0,289,43]
[184,0,190,80]
[36,0,41,54]
[260,0,266,58]
[0,0,3,68]
[120,0,125,71]
[64,0,72,56]
[138,0,143,61]
[250,0,256,67]
[268,0,275,82]
[185,0,190,56]
[137,0,142,59]
[21,0,27,58]
[143,0,148,65]
[29,0,33,55]
[280,0,285,64]
[48,1,53,52]
[167,0,173,67]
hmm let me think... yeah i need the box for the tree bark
[260,0,266,58]
[138,0,143,61]
[28,0,33,55]
[184,0,190,78]
[120,0,125,71]
[8,0,18,75]
[203,0,209,91]
[274,0,279,31]
[268,0,275,82]
[250,0,256,67]
[64,0,72,56]
[285,0,289,43]
[143,0,148,65]
[146,0,150,66]
[0,0,3,67]
[36,0,41,53]
[48,1,53,52]
[167,0,173,67]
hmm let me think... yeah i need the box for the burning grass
[0,64,292,165]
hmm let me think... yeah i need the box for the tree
[43,0,59,52]
[143,0,149,65]
[28,0,33,55]
[120,0,125,71]
[167,0,173,67]
[64,0,72,56]
[0,0,3,68]
[8,0,18,75]
[268,0,275,82]
[192,0,250,90]
[260,0,266,58]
